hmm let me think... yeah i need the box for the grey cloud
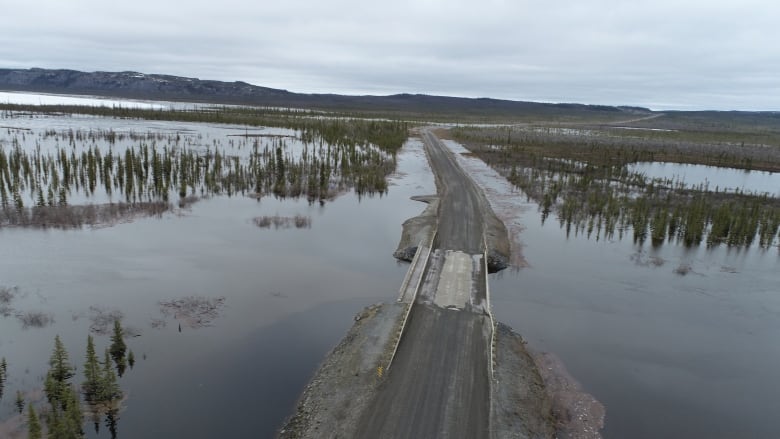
[1,0,779,109]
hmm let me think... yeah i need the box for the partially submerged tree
[82,335,101,403]
[45,335,75,404]
[100,349,121,404]
[27,404,42,439]
[15,390,24,413]
[0,356,6,400]
[109,320,127,377]
[44,335,84,438]
[127,350,135,370]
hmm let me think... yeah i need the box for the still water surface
[0,117,434,437]
[1,107,778,438]
[629,161,780,196]
[452,146,780,439]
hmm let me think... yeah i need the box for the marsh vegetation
[158,296,226,330]
[452,123,780,249]
[0,107,408,229]
[253,214,312,229]
[0,103,415,437]
[0,95,777,439]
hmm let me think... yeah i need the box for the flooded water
[629,161,780,196]
[451,144,780,439]
[2,101,778,438]
[0,110,435,437]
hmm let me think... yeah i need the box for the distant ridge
[0,67,651,116]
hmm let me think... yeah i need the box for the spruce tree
[44,372,56,405]
[45,386,84,439]
[127,350,135,370]
[0,177,8,208]
[46,335,75,403]
[28,404,42,439]
[13,184,23,213]
[100,349,121,404]
[43,335,85,438]
[36,187,45,207]
[0,357,6,400]
[82,335,101,402]
[109,320,127,376]
[15,390,24,413]
[63,385,84,437]
[109,320,126,361]
[58,187,67,206]
[47,402,63,437]
[105,408,119,439]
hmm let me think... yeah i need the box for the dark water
[0,117,434,438]
[475,164,780,438]
[628,161,780,196]
[2,107,779,439]
[491,226,780,438]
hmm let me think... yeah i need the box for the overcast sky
[1,0,778,110]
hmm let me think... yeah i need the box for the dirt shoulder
[492,323,557,439]
[492,325,606,439]
[278,303,405,439]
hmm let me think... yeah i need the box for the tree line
[0,124,402,228]
[455,127,780,249]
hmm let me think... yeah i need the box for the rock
[393,246,418,262]
[486,249,509,273]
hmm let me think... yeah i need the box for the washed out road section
[353,129,494,438]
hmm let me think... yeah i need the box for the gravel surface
[278,303,405,439]
[532,351,605,439]
[493,323,557,439]
[355,304,492,439]
[280,309,569,439]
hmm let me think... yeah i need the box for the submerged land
[0,69,778,439]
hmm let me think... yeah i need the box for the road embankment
[492,323,556,438]
[281,129,600,438]
[393,195,439,261]
[278,303,404,439]
[279,304,563,439]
